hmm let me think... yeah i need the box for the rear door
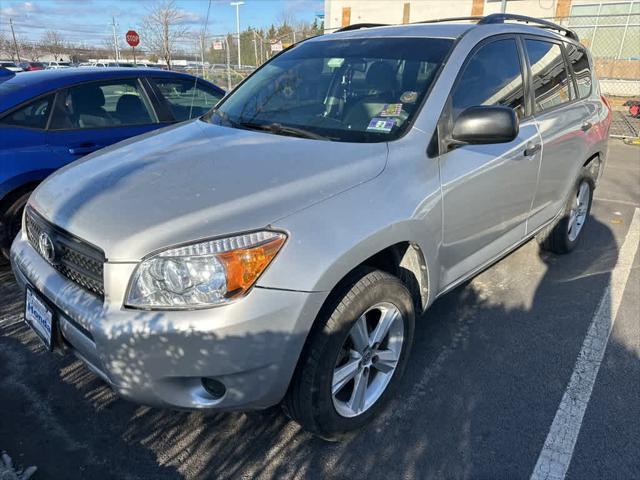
[46,78,161,163]
[565,42,608,157]
[523,37,591,232]
[438,36,542,288]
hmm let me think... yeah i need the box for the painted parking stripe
[531,208,640,480]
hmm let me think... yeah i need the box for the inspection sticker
[379,103,403,117]
[367,117,395,133]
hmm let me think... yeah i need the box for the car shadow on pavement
[0,214,637,480]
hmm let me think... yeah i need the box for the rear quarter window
[565,43,592,99]
[0,95,54,129]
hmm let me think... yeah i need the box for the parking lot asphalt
[0,140,638,480]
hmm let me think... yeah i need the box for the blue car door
[46,78,163,163]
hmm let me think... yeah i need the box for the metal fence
[549,12,640,138]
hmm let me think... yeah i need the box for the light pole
[230,2,244,68]
[111,16,120,62]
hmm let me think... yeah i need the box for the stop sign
[126,30,140,47]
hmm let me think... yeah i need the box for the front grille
[25,207,105,298]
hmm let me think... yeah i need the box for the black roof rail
[333,14,579,42]
[478,13,580,41]
[335,23,388,32]
[412,16,483,25]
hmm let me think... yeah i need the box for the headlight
[125,231,286,309]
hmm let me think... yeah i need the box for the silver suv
[11,15,611,437]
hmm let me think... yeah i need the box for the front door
[438,37,542,288]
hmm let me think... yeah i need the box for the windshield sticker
[400,91,418,104]
[379,103,403,117]
[327,57,345,68]
[367,118,395,133]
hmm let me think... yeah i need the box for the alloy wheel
[568,180,590,242]
[331,302,405,418]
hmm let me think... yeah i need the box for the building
[324,0,639,57]
[324,0,638,56]
[324,1,637,28]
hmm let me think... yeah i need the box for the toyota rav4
[11,15,611,438]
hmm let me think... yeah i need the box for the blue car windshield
[207,37,453,142]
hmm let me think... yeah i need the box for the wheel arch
[582,151,603,185]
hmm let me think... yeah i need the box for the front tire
[0,190,31,261]
[284,268,415,439]
[537,174,593,254]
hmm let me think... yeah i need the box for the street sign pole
[225,37,231,90]
[125,30,140,64]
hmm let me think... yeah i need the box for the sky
[1,0,325,47]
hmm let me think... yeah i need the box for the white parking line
[531,208,640,480]
[594,196,640,207]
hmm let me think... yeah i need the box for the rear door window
[0,95,54,129]
[524,39,575,112]
[153,78,223,121]
[50,79,156,129]
[451,38,526,119]
[565,43,592,99]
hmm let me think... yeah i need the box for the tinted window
[452,39,525,119]
[50,79,155,129]
[211,37,453,143]
[565,43,592,99]
[154,79,223,121]
[1,95,54,129]
[525,40,574,112]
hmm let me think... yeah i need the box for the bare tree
[141,0,189,69]
[41,30,65,60]
[0,30,23,62]
[0,31,11,59]
[14,34,38,62]
[102,37,118,61]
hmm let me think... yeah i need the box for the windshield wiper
[237,121,328,141]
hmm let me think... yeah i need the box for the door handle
[68,144,102,155]
[581,122,593,132]
[524,143,541,157]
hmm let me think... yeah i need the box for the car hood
[30,120,387,261]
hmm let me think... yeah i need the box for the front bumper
[11,233,325,410]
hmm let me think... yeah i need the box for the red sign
[126,30,140,47]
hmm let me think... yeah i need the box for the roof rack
[413,16,483,25]
[335,23,388,32]
[333,14,579,42]
[478,13,579,41]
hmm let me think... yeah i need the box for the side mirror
[451,105,519,145]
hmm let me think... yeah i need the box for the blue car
[0,68,224,259]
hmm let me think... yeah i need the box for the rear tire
[283,268,415,439]
[537,174,593,254]
[0,190,31,261]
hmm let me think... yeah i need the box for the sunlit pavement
[1,140,638,480]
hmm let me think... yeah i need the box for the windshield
[208,37,453,142]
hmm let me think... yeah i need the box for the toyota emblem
[38,232,55,264]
